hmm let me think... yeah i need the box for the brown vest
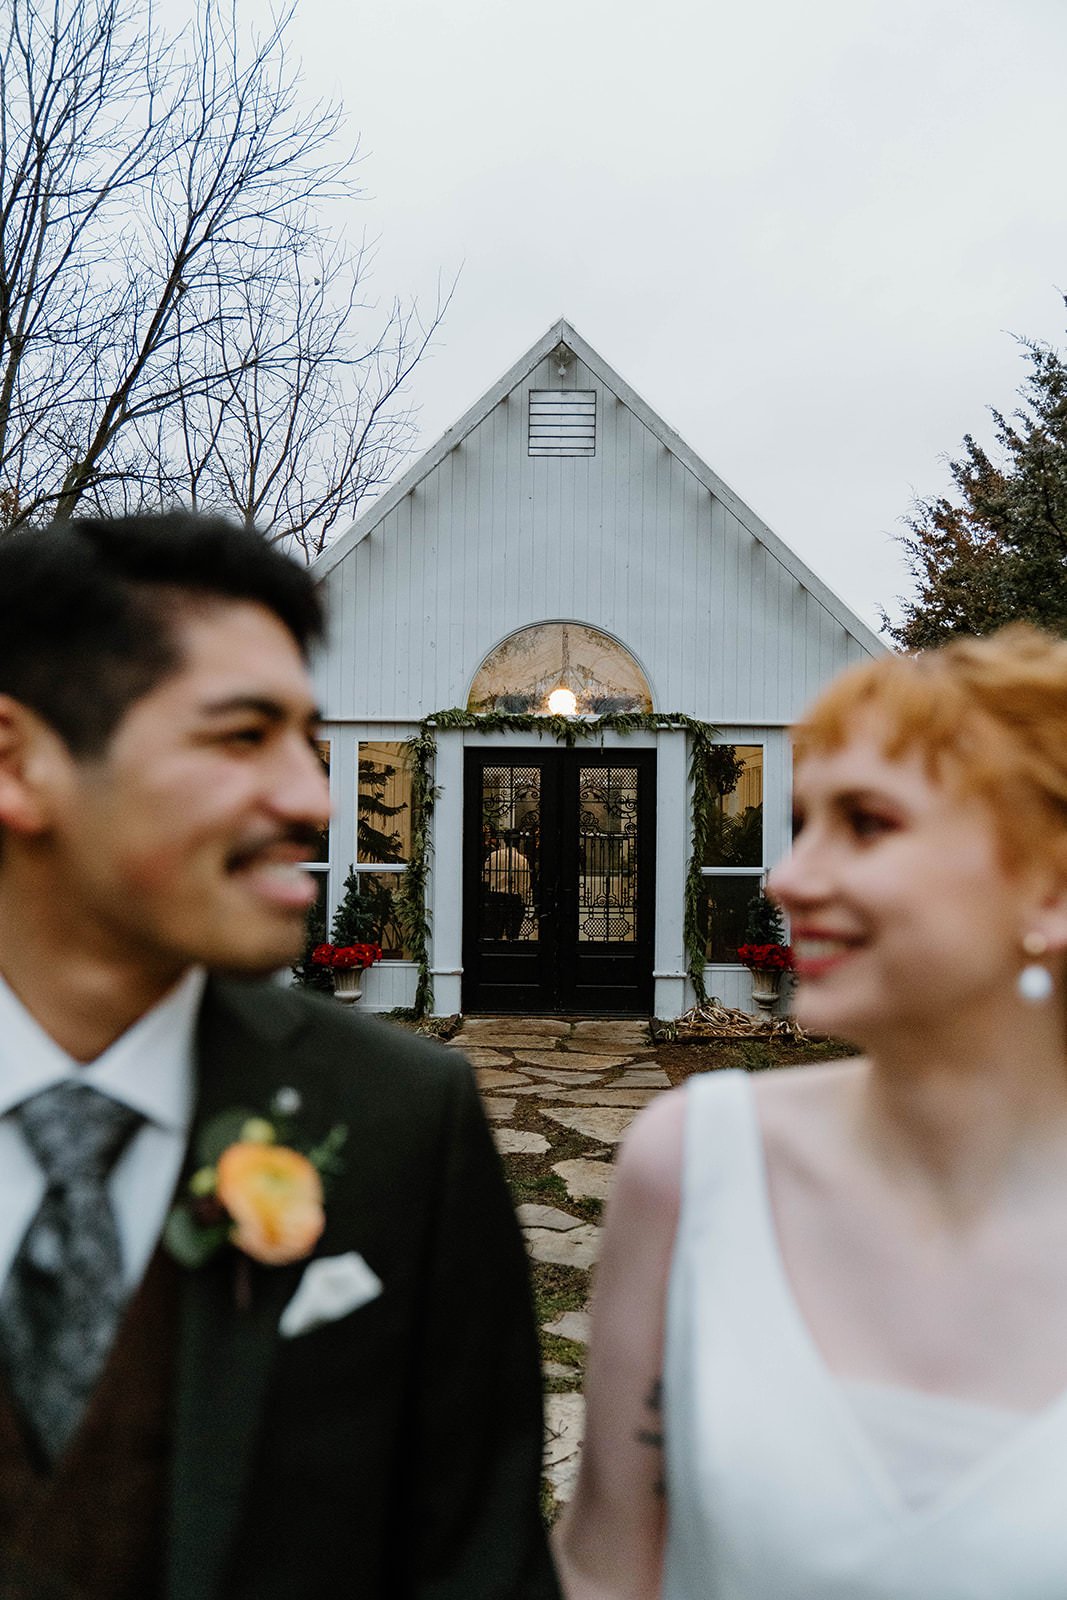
[0,1250,178,1600]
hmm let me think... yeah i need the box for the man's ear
[0,695,70,836]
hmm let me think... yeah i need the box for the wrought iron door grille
[480,766,540,941]
[577,766,638,942]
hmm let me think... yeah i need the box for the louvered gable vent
[528,390,596,456]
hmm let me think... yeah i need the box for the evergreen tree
[292,889,333,992]
[887,308,1067,647]
[329,867,378,944]
[744,891,787,947]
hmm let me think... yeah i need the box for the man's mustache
[226,825,325,868]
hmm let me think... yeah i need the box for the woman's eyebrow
[832,786,907,812]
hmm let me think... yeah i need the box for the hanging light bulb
[547,686,578,716]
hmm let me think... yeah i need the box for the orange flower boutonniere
[216,1141,324,1265]
[165,1090,347,1275]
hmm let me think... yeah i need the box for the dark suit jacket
[167,978,559,1600]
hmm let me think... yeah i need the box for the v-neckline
[729,1070,1067,1528]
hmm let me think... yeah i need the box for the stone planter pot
[748,967,781,1018]
[333,969,364,1004]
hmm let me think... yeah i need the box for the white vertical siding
[314,349,877,725]
[355,963,418,1013]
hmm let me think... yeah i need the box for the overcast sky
[244,0,1067,635]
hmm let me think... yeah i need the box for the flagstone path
[447,1016,673,1508]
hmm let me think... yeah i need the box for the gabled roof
[314,318,886,657]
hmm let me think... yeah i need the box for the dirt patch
[654,1034,854,1084]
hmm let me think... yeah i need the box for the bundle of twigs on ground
[662,1001,809,1043]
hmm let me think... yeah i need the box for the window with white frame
[353,740,414,960]
[697,745,764,962]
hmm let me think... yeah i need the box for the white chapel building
[308,320,884,1019]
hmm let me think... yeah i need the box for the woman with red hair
[558,625,1067,1599]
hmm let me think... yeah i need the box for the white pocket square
[279,1251,383,1339]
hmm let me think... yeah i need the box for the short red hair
[793,625,1067,875]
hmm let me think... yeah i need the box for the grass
[530,1261,590,1385]
[507,1169,604,1229]
[540,1478,562,1527]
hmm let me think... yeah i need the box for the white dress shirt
[0,967,205,1292]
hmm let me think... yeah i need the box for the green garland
[396,709,724,1018]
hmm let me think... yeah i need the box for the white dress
[662,1070,1067,1599]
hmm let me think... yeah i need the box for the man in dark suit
[0,512,558,1599]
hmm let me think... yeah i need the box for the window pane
[357,871,412,960]
[467,622,652,715]
[357,741,412,864]
[699,873,763,963]
[700,745,763,867]
[301,867,329,947]
[306,740,330,864]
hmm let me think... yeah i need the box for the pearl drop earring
[1018,932,1054,1004]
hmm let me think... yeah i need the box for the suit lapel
[166,979,313,1600]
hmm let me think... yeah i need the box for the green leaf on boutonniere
[306,1124,348,1179]
[163,1204,230,1269]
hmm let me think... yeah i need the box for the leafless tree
[0,0,446,545]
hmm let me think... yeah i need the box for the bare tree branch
[0,0,446,545]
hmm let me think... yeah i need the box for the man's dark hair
[0,511,324,756]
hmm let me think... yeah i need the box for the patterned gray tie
[0,1081,142,1463]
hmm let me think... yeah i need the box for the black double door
[462,748,655,1014]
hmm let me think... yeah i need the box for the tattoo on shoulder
[633,1374,666,1494]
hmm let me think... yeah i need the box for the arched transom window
[468,622,653,715]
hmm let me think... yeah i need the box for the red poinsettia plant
[736,942,794,974]
[311,942,383,972]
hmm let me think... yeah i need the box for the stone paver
[516,1203,584,1231]
[475,1068,532,1090]
[549,1087,659,1109]
[509,1085,591,1099]
[492,1127,550,1156]
[481,1097,515,1121]
[561,1036,653,1055]
[519,1066,608,1085]
[513,1050,633,1073]
[460,1017,569,1037]
[468,1015,676,1513]
[462,1034,566,1051]
[523,1223,600,1269]
[571,1020,651,1041]
[543,1309,592,1344]
[552,1157,615,1202]
[451,1046,515,1068]
[617,1067,672,1088]
[506,1084,583,1097]
[541,1106,638,1144]
[544,1392,585,1502]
